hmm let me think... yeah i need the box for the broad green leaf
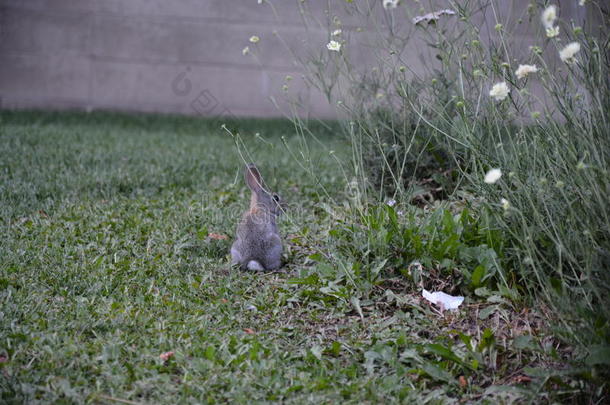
[586,345,610,366]
[471,264,486,287]
[420,363,455,384]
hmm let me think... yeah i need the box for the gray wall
[0,0,339,118]
[0,0,589,119]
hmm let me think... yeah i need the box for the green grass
[0,111,605,404]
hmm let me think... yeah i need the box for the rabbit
[231,164,283,271]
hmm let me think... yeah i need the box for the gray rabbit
[231,164,283,271]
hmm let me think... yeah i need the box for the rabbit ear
[245,164,263,192]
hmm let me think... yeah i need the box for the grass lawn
[0,111,600,404]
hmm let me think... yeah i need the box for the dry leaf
[513,375,532,384]
[208,233,228,240]
[159,351,174,361]
[244,328,256,335]
[459,375,468,388]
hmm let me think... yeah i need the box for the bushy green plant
[308,204,506,292]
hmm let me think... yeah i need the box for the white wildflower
[559,42,581,63]
[541,5,557,29]
[331,29,342,36]
[326,40,341,52]
[489,82,510,101]
[249,35,260,43]
[579,0,586,6]
[546,26,560,38]
[383,0,399,10]
[242,46,250,55]
[484,169,502,184]
[501,198,510,211]
[515,64,538,79]
[386,199,397,207]
[413,9,456,25]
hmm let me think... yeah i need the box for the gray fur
[231,164,283,271]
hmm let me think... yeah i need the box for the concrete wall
[0,0,590,119]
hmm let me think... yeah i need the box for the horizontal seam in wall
[0,4,335,31]
[89,55,299,73]
[0,50,301,74]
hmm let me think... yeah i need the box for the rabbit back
[231,212,282,270]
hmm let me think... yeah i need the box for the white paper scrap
[422,289,464,311]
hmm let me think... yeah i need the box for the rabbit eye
[272,194,280,202]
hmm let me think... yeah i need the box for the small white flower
[515,64,538,79]
[386,199,397,207]
[242,46,250,55]
[331,29,342,36]
[249,35,260,43]
[500,198,510,211]
[484,168,502,184]
[489,82,510,101]
[383,0,400,9]
[397,210,404,216]
[326,40,341,52]
[579,0,586,6]
[559,42,581,63]
[541,5,557,29]
[545,26,560,38]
